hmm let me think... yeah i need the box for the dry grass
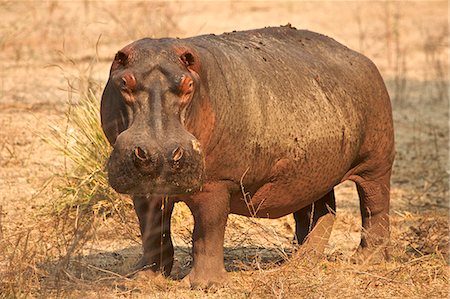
[0,1,448,298]
[1,208,447,298]
[43,90,127,216]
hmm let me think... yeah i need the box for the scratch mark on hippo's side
[192,139,202,153]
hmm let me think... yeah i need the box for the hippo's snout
[107,131,205,196]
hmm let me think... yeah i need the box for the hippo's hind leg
[350,169,391,263]
[132,195,174,277]
[294,190,336,257]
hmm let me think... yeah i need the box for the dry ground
[0,1,448,298]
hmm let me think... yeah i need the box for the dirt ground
[0,1,448,298]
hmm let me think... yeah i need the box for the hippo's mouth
[109,175,202,196]
[107,166,204,196]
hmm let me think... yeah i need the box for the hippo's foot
[294,245,327,264]
[182,269,228,290]
[350,245,389,265]
[133,256,155,271]
[126,257,158,278]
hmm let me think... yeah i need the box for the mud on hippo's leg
[293,190,336,258]
[131,195,174,277]
[351,169,391,263]
[183,182,230,289]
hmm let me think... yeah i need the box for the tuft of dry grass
[43,90,131,217]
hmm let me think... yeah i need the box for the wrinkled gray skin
[101,26,395,288]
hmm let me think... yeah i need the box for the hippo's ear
[179,51,201,77]
[100,79,129,145]
[179,52,195,67]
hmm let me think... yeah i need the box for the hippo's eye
[180,75,194,94]
[179,75,194,106]
[119,72,137,104]
[121,72,136,91]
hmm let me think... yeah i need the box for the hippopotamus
[101,26,395,287]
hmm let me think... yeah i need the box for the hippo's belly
[229,167,341,219]
[228,132,357,218]
[229,181,331,219]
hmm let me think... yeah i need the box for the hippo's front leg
[183,182,231,288]
[132,195,174,277]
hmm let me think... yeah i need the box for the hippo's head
[101,39,206,196]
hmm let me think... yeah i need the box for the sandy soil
[0,1,448,298]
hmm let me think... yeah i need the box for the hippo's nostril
[132,147,162,177]
[134,146,148,161]
[172,146,184,162]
